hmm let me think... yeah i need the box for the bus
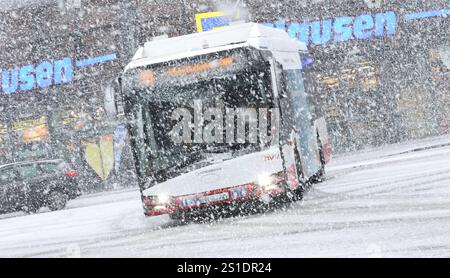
[114,23,332,219]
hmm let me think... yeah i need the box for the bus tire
[311,135,326,183]
[292,144,305,201]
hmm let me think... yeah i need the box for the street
[1,135,450,258]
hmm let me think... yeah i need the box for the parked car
[0,159,80,214]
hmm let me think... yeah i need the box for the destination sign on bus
[136,56,236,87]
[167,57,234,77]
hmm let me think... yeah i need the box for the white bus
[117,23,332,219]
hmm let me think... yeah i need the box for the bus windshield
[124,54,275,187]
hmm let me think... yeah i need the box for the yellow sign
[13,116,47,131]
[59,111,89,130]
[195,12,230,33]
[13,116,49,143]
[83,135,114,181]
[22,126,49,143]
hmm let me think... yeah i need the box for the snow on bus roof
[125,22,307,72]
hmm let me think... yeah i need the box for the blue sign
[404,8,450,20]
[1,53,117,95]
[267,11,397,46]
[196,12,230,32]
[264,7,449,46]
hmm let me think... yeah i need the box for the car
[0,159,80,214]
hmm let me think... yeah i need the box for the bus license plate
[199,192,229,204]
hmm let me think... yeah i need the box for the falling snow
[0,0,449,258]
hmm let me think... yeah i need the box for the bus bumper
[142,171,287,217]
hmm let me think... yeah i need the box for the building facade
[0,0,221,191]
[249,0,450,152]
[0,0,449,190]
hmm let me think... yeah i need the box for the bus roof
[125,23,307,72]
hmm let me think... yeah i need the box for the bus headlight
[257,174,275,188]
[157,193,171,204]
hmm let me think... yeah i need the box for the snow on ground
[1,135,450,258]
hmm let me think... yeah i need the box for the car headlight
[257,174,275,187]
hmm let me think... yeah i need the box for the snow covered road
[1,136,450,258]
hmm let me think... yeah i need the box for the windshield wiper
[203,145,231,154]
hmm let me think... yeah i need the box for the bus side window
[284,69,321,177]
[277,70,297,144]
[276,65,287,99]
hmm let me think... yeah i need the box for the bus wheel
[169,212,183,221]
[311,140,326,183]
[293,145,305,201]
[170,212,191,224]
